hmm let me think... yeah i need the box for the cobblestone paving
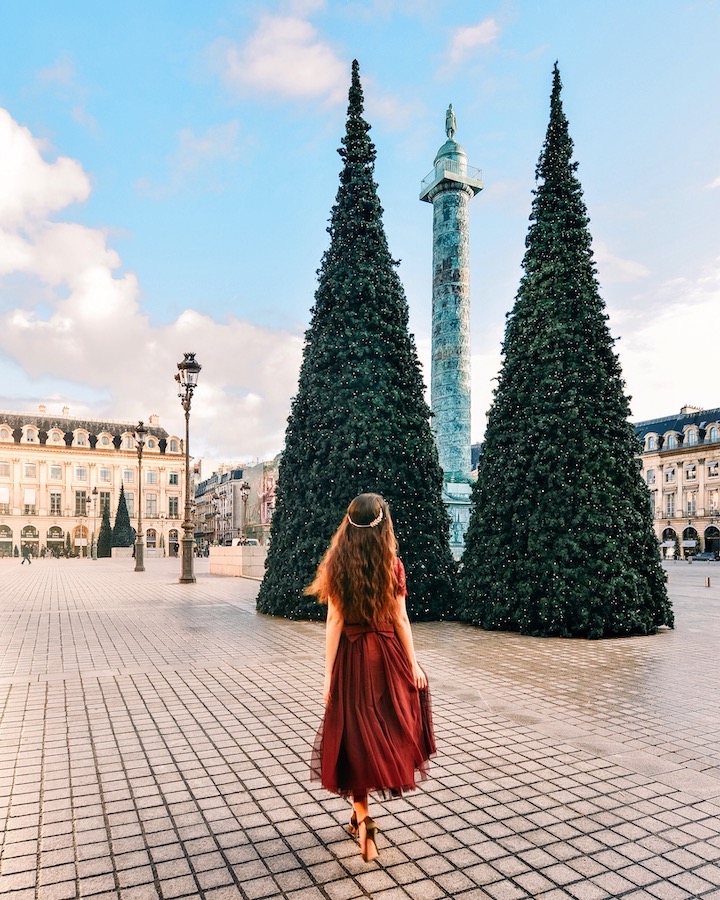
[1,557,720,899]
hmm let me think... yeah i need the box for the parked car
[231,538,260,546]
[693,551,719,561]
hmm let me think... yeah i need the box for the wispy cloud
[593,239,650,283]
[706,175,720,190]
[34,54,99,134]
[0,106,301,461]
[447,17,500,65]
[135,121,244,198]
[210,12,346,103]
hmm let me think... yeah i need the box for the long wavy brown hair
[305,493,400,625]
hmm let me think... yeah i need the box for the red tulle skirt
[311,623,436,799]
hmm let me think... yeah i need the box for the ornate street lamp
[175,352,201,583]
[91,486,98,560]
[134,421,148,572]
[240,480,250,541]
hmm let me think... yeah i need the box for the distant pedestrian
[306,493,435,864]
[21,546,31,565]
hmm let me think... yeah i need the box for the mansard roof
[0,409,170,439]
[634,406,720,441]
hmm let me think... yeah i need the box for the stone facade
[635,405,720,558]
[0,406,184,557]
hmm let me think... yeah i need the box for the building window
[99,467,111,483]
[685,464,697,481]
[646,436,656,451]
[169,439,179,452]
[75,466,88,482]
[168,496,179,518]
[709,427,719,443]
[0,486,10,514]
[100,435,111,446]
[708,461,719,479]
[24,428,38,443]
[75,433,87,446]
[169,472,179,486]
[147,439,156,449]
[0,427,11,441]
[686,430,698,445]
[24,463,37,478]
[664,467,676,484]
[665,494,675,516]
[49,465,62,480]
[75,490,88,516]
[50,492,62,516]
[50,431,63,443]
[146,493,157,517]
[122,469,135,484]
[123,436,134,449]
[99,491,111,513]
[646,470,656,485]
[0,462,10,478]
[666,435,677,449]
[125,493,134,517]
[23,488,37,515]
[687,495,697,516]
[146,470,158,485]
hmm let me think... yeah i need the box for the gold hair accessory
[347,509,383,528]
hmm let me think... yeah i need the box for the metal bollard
[707,577,711,588]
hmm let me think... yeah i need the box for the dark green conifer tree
[458,65,673,638]
[111,484,134,548]
[257,60,456,621]
[97,504,112,557]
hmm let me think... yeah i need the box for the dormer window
[686,430,698,445]
[646,436,657,451]
[74,431,89,447]
[709,426,719,443]
[666,435,677,449]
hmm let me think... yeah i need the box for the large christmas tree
[257,61,457,621]
[458,65,673,638]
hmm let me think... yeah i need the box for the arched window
[686,430,698,445]
[666,434,677,449]
[646,435,656,451]
[74,430,89,447]
[23,427,39,443]
[709,426,719,443]
[169,439,179,453]
[123,435,134,449]
[0,427,11,441]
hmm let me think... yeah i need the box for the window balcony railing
[23,505,37,515]
[0,503,9,514]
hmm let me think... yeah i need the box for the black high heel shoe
[347,812,358,837]
[359,816,378,863]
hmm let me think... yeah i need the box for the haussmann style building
[635,404,720,559]
[0,405,185,558]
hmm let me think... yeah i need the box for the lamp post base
[134,538,145,573]
[179,534,195,584]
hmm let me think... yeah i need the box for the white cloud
[211,13,346,103]
[0,106,302,461]
[448,17,500,65]
[593,239,650,283]
[0,109,90,227]
[706,175,720,190]
[609,259,720,420]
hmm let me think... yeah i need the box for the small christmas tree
[97,504,113,557]
[65,533,72,556]
[257,60,457,621]
[458,64,673,638]
[111,484,135,548]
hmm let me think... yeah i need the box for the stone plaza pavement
[1,559,720,900]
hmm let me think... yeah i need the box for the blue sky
[0,1,718,465]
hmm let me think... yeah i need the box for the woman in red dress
[307,493,435,863]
